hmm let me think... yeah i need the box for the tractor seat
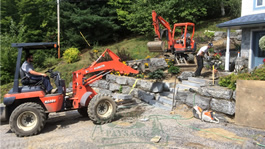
[20,68,42,86]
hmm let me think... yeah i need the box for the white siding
[241,0,265,16]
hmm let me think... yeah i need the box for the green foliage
[148,69,165,80]
[116,49,133,61]
[219,66,265,90]
[168,66,180,74]
[259,36,265,51]
[43,57,59,68]
[204,30,215,41]
[63,48,81,63]
[0,20,25,84]
[136,73,145,79]
[119,85,123,93]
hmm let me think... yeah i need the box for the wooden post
[212,65,215,85]
[57,0,60,58]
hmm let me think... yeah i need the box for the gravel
[1,101,265,149]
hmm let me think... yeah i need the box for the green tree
[0,20,26,84]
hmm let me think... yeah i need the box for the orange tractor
[1,42,138,137]
[147,10,196,65]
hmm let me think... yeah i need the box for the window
[257,0,264,7]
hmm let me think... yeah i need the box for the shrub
[116,49,133,61]
[148,69,165,80]
[168,66,180,74]
[219,66,265,90]
[204,30,215,40]
[63,48,80,63]
[43,57,59,68]
[259,35,265,51]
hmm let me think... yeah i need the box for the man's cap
[208,43,213,47]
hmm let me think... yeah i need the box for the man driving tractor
[21,53,53,93]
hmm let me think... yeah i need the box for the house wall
[241,26,265,69]
[241,0,265,16]
[241,28,251,58]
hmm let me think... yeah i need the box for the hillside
[0,17,232,102]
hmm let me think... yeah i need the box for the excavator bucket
[147,40,165,53]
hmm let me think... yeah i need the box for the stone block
[213,37,223,41]
[127,77,140,87]
[106,74,117,83]
[90,80,99,87]
[178,71,195,80]
[150,82,164,93]
[116,76,128,85]
[175,91,188,103]
[236,35,242,41]
[98,89,113,95]
[210,98,235,115]
[156,96,173,105]
[149,58,168,71]
[214,31,226,38]
[112,93,132,100]
[139,80,153,91]
[235,30,242,35]
[159,92,173,99]
[109,83,121,91]
[199,86,233,100]
[163,82,175,91]
[132,89,154,104]
[232,91,236,100]
[98,80,109,89]
[185,93,211,110]
[121,86,132,94]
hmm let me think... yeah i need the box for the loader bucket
[147,41,165,52]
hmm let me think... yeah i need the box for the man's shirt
[21,61,34,77]
[196,46,208,56]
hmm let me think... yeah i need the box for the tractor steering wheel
[45,67,55,73]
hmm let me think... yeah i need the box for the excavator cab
[172,22,196,52]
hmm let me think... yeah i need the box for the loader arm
[70,49,139,108]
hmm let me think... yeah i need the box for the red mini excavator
[147,10,196,65]
[1,43,138,137]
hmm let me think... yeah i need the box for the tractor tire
[88,94,117,124]
[9,102,46,137]
[78,107,88,117]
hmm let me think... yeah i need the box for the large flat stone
[122,86,132,94]
[149,58,168,71]
[235,80,265,129]
[98,80,109,89]
[98,89,113,95]
[150,82,164,93]
[199,86,233,100]
[90,80,99,87]
[139,80,153,91]
[185,93,211,110]
[109,83,120,91]
[127,77,140,87]
[106,74,116,83]
[210,98,235,115]
[163,82,175,91]
[178,71,195,80]
[135,89,155,104]
[112,93,132,100]
[116,76,128,85]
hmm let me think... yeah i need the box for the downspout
[225,28,230,71]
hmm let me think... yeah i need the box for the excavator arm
[152,10,173,42]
